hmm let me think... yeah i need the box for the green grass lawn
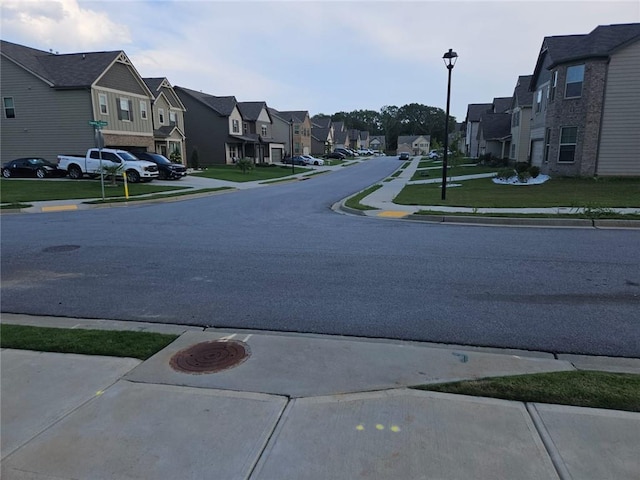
[0,324,178,360]
[0,179,185,203]
[411,164,498,181]
[345,184,382,210]
[414,370,640,412]
[395,176,640,208]
[191,164,309,182]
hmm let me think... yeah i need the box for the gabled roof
[465,103,493,122]
[237,101,270,122]
[1,39,121,88]
[531,23,640,87]
[175,86,237,116]
[348,129,359,140]
[478,113,511,141]
[359,131,370,140]
[512,75,534,108]
[492,97,512,114]
[312,117,332,128]
[332,121,345,132]
[154,125,185,139]
[369,135,386,144]
[311,126,331,142]
[278,110,309,123]
[397,135,430,145]
[143,77,164,96]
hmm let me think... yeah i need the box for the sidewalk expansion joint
[526,403,571,480]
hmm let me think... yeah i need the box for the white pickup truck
[57,148,159,183]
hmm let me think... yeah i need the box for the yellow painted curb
[41,205,78,212]
[377,211,409,218]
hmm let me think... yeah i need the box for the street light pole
[441,48,458,201]
[290,120,295,174]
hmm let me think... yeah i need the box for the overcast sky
[2,0,638,121]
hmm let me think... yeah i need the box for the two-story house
[267,107,292,161]
[477,97,512,159]
[1,40,155,162]
[397,135,430,155]
[530,23,640,176]
[508,75,533,164]
[237,101,285,164]
[464,103,493,158]
[311,117,333,157]
[174,86,243,166]
[369,135,386,153]
[277,111,312,156]
[142,78,187,162]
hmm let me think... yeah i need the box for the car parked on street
[326,151,346,160]
[427,150,440,159]
[398,152,411,161]
[302,155,324,166]
[134,152,187,180]
[2,157,66,179]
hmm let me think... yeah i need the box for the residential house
[174,86,247,166]
[332,122,349,149]
[397,135,430,155]
[369,135,386,153]
[1,39,155,162]
[311,117,333,156]
[529,22,640,176]
[358,131,370,150]
[278,111,312,156]
[464,103,493,158]
[508,75,533,164]
[451,123,466,154]
[237,101,285,164]
[348,129,360,150]
[267,107,292,161]
[476,113,512,159]
[142,77,186,162]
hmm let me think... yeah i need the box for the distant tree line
[313,104,457,151]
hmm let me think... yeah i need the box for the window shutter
[128,100,133,119]
[117,98,123,120]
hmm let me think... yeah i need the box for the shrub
[517,170,531,183]
[515,162,530,173]
[529,165,541,178]
[190,149,200,170]
[496,168,515,180]
[236,157,254,174]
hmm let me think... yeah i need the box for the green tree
[101,163,124,187]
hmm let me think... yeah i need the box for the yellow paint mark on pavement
[41,205,78,212]
[377,211,409,218]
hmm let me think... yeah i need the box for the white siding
[597,40,640,176]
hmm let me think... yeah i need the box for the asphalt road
[2,158,639,357]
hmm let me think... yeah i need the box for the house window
[294,125,300,134]
[98,94,108,115]
[169,111,177,126]
[3,97,15,118]
[558,127,577,163]
[118,98,131,121]
[512,110,520,127]
[550,71,558,101]
[140,101,148,120]
[510,143,516,159]
[535,89,542,113]
[565,65,585,98]
[232,119,240,133]
[159,108,165,124]
[294,142,300,154]
[243,122,248,134]
[261,125,267,137]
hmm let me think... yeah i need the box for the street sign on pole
[89,120,108,128]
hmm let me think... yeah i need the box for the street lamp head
[443,49,458,70]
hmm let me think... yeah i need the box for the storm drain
[169,340,250,374]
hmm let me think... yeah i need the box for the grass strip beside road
[0,324,178,360]
[0,179,185,203]
[414,370,640,413]
[84,187,233,204]
[395,176,640,208]
[345,184,382,210]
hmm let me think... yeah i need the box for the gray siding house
[509,75,533,163]
[267,107,292,161]
[142,78,186,162]
[464,103,492,158]
[174,86,245,166]
[530,23,640,176]
[237,101,285,164]
[1,40,155,162]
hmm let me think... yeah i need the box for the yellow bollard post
[123,171,129,199]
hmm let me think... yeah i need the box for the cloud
[1,0,131,51]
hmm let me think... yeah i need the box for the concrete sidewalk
[2,314,639,479]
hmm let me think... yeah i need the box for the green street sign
[89,120,108,128]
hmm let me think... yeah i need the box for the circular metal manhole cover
[42,245,81,253]
[169,340,250,374]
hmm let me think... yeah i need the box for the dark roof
[174,86,237,116]
[513,75,534,107]
[478,113,511,140]
[492,97,512,113]
[332,121,345,132]
[466,103,493,122]
[154,125,184,139]
[278,110,309,123]
[1,39,120,88]
[143,78,164,97]
[531,23,640,88]
[237,101,268,121]
[312,117,331,128]
[547,23,640,68]
[312,126,331,141]
[349,129,359,140]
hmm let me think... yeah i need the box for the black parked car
[398,152,411,161]
[2,157,65,179]
[134,152,187,180]
[326,151,346,159]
